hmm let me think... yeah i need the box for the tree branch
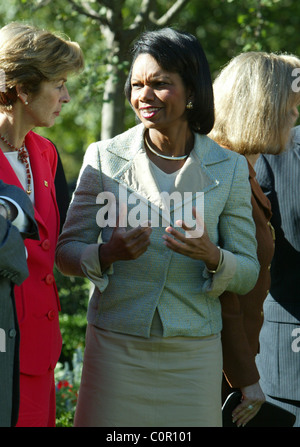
[67,0,102,21]
[95,0,111,8]
[129,0,152,29]
[149,0,190,26]
[121,0,152,45]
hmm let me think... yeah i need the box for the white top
[149,160,181,193]
[2,149,34,234]
[4,150,35,203]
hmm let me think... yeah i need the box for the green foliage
[54,267,89,364]
[55,347,83,426]
[1,0,300,180]
[53,267,88,426]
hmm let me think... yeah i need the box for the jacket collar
[248,158,272,219]
[0,131,54,230]
[25,132,58,231]
[105,125,228,222]
[106,123,228,165]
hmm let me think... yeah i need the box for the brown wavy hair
[0,22,84,108]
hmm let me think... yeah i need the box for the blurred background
[1,0,299,183]
[1,0,299,425]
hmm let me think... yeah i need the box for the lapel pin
[44,180,48,187]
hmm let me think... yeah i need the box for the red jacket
[0,131,62,375]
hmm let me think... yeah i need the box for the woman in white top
[56,27,259,427]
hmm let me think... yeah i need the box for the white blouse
[4,150,35,203]
[2,149,34,233]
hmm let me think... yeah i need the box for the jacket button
[8,329,17,338]
[45,273,54,285]
[47,310,56,321]
[41,239,51,251]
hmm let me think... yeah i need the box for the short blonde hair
[0,22,84,108]
[209,51,300,155]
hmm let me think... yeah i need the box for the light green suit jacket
[56,124,259,338]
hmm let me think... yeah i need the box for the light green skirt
[74,321,222,427]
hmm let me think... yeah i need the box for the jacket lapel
[249,160,272,220]
[25,133,54,230]
[0,149,25,191]
[106,125,228,226]
[0,132,56,233]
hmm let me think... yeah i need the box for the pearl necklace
[0,133,32,194]
[144,135,188,161]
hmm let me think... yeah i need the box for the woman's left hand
[162,206,220,270]
[231,383,266,427]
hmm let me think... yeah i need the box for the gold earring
[186,101,193,110]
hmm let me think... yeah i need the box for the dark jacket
[0,180,38,427]
[255,126,300,400]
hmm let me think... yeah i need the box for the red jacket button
[45,273,54,285]
[41,239,51,250]
[47,310,56,321]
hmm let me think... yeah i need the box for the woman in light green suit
[56,28,259,427]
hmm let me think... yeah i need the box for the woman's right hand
[99,206,152,270]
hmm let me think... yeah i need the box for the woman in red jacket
[0,22,84,426]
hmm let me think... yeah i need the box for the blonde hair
[209,51,300,155]
[0,22,84,108]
